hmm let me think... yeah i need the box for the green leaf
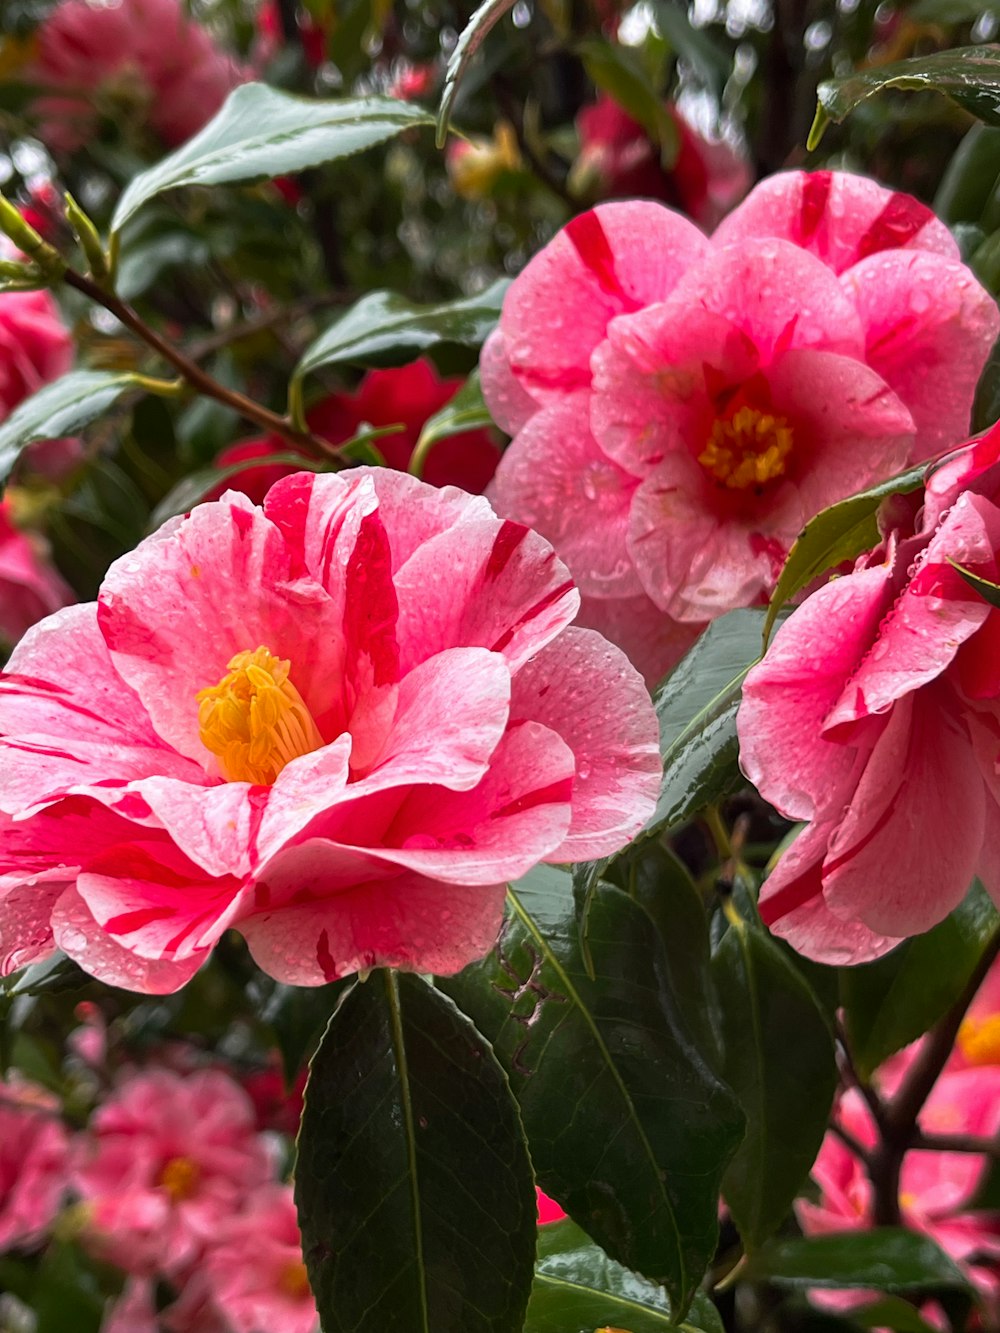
[953,559,1000,609]
[812,46,1000,147]
[841,879,999,1080]
[973,332,1000,432]
[263,979,351,1085]
[411,369,493,475]
[2,952,89,997]
[442,865,744,1314]
[934,123,1000,226]
[653,608,770,831]
[742,1229,971,1292]
[292,283,508,394]
[854,1295,959,1333]
[112,85,433,232]
[436,0,517,145]
[648,0,731,94]
[0,370,170,485]
[577,39,680,162]
[526,1217,724,1333]
[714,916,837,1249]
[763,465,926,647]
[296,970,536,1333]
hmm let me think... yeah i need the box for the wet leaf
[113,85,432,230]
[296,971,536,1333]
[743,1230,971,1292]
[436,0,517,144]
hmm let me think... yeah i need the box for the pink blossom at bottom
[800,1067,1000,1319]
[197,1185,318,1333]
[0,1076,70,1252]
[0,469,660,993]
[73,1068,274,1278]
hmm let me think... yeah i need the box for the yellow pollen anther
[958,1014,1000,1066]
[158,1155,201,1202]
[278,1259,312,1299]
[196,646,323,786]
[698,405,794,490]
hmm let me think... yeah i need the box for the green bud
[64,192,109,285]
[0,194,66,280]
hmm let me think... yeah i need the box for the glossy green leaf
[613,844,720,1063]
[2,952,89,997]
[841,880,999,1080]
[296,970,536,1333]
[0,370,172,485]
[934,123,1000,225]
[763,465,926,647]
[412,369,493,473]
[653,608,771,831]
[974,332,1000,432]
[953,559,1000,609]
[112,85,432,231]
[743,1229,970,1291]
[292,282,508,396]
[810,46,1000,149]
[442,865,744,1313]
[526,1218,724,1333]
[436,0,516,144]
[577,39,679,161]
[714,916,837,1249]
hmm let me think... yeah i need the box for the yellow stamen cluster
[278,1259,313,1299]
[698,405,793,490]
[958,1014,1000,1067]
[158,1156,201,1202]
[196,646,323,787]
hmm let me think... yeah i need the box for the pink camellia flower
[536,1188,567,1225]
[31,0,247,154]
[738,417,1000,963]
[800,1068,1000,1315]
[0,290,73,419]
[484,171,998,682]
[74,1067,273,1277]
[572,94,750,228]
[197,1185,318,1333]
[213,359,500,505]
[0,499,74,646]
[0,1076,70,1252]
[956,956,1000,1070]
[0,468,659,991]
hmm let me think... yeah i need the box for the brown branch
[912,1131,1000,1157]
[867,925,1000,1225]
[62,267,331,454]
[831,1120,872,1167]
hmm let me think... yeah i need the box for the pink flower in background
[738,419,1000,963]
[955,955,1000,1069]
[74,1068,273,1277]
[572,94,750,228]
[256,0,328,69]
[31,0,247,154]
[213,359,500,505]
[0,469,660,991]
[199,1185,318,1333]
[483,172,998,682]
[0,290,73,419]
[536,1188,567,1225]
[800,1068,1000,1313]
[388,62,437,101]
[0,500,73,646]
[0,1077,70,1253]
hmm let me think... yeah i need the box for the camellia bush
[5,1,1000,1332]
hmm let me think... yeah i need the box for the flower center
[278,1259,312,1300]
[958,1014,1000,1066]
[196,646,323,786]
[158,1155,200,1202]
[698,405,793,490]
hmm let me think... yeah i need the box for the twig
[830,1120,872,1167]
[911,1131,1000,1157]
[867,925,1000,1224]
[62,266,330,453]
